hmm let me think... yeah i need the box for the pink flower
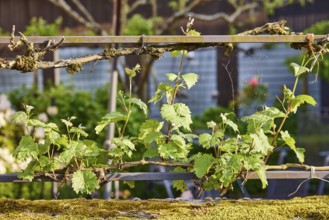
[249,77,259,87]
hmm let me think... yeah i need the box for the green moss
[14,55,37,72]
[0,196,328,219]
[66,63,83,74]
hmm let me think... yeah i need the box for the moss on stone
[0,196,328,219]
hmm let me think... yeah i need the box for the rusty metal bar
[0,171,328,182]
[0,35,327,45]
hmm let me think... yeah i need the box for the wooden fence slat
[0,35,327,45]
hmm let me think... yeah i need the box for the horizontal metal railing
[0,171,328,182]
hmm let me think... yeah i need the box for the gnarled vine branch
[0,20,300,74]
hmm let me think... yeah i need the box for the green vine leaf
[192,154,216,178]
[242,106,285,133]
[45,122,60,131]
[95,112,127,134]
[11,111,28,124]
[182,73,199,89]
[221,138,238,153]
[39,155,52,171]
[171,166,188,192]
[80,140,102,158]
[283,85,294,102]
[218,154,243,187]
[70,126,88,138]
[59,141,79,164]
[72,170,99,194]
[158,142,177,159]
[61,117,76,128]
[177,132,198,143]
[159,136,190,160]
[143,146,158,158]
[123,181,135,188]
[280,130,305,163]
[27,119,46,127]
[290,63,310,77]
[255,166,268,189]
[149,83,174,104]
[198,133,212,149]
[125,64,140,78]
[129,98,148,116]
[250,129,273,155]
[243,154,264,171]
[170,50,179,57]
[14,136,39,161]
[171,134,186,150]
[290,94,316,113]
[53,136,69,148]
[220,113,238,133]
[173,180,188,192]
[138,119,163,144]
[17,160,37,182]
[46,129,61,145]
[207,121,217,129]
[160,103,192,131]
[166,73,178,82]
[111,137,136,158]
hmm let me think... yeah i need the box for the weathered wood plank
[0,35,327,45]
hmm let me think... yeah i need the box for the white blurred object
[38,113,48,122]
[47,106,58,116]
[180,190,193,200]
[0,94,11,111]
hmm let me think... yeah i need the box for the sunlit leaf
[160,103,192,131]
[17,161,37,181]
[138,119,164,144]
[207,121,217,129]
[242,106,285,133]
[61,119,73,128]
[166,73,178,82]
[14,136,39,161]
[70,126,88,138]
[72,170,99,194]
[250,129,273,155]
[129,98,148,116]
[170,50,179,57]
[149,83,174,104]
[95,112,127,134]
[290,94,316,113]
[27,119,45,127]
[198,133,212,149]
[220,113,238,133]
[158,142,177,159]
[280,130,305,163]
[256,166,268,189]
[182,73,199,89]
[11,111,28,124]
[290,63,309,77]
